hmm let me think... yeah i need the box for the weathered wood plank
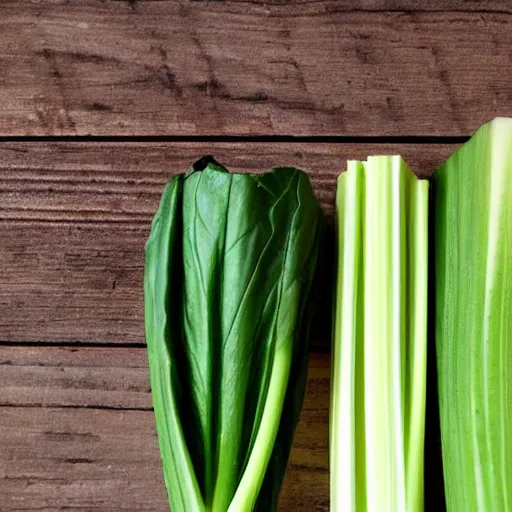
[0,1,510,136]
[0,407,168,511]
[0,407,328,511]
[0,346,329,511]
[0,142,455,344]
[0,346,329,412]
[0,346,151,410]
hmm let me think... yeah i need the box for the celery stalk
[331,156,428,512]
[435,118,512,511]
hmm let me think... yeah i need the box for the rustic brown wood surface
[1,1,511,136]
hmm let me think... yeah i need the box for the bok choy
[435,118,512,511]
[331,156,429,512]
[144,156,323,512]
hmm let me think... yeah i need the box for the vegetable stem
[331,156,428,512]
[227,345,292,512]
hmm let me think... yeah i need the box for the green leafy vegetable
[331,156,429,512]
[435,118,512,511]
[144,156,323,512]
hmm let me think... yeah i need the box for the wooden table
[1,1,511,510]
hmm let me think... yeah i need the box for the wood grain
[0,346,330,511]
[0,142,456,344]
[0,408,328,511]
[0,1,511,136]
[0,346,329,411]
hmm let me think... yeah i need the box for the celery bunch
[331,156,429,512]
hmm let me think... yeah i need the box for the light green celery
[330,161,364,512]
[435,117,512,511]
[331,156,428,512]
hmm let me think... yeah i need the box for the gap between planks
[0,135,469,144]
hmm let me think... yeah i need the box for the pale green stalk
[227,346,292,512]
[435,118,512,511]
[406,180,428,512]
[331,156,428,512]
[330,161,364,511]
